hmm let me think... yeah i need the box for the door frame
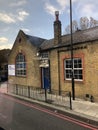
[41,67,51,91]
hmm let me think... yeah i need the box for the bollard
[90,95,94,102]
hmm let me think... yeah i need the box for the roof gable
[11,30,46,50]
[9,30,46,57]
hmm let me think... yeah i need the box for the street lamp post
[70,0,75,100]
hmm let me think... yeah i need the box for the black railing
[7,83,72,110]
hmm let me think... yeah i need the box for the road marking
[4,94,98,130]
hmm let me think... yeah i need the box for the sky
[0,0,98,50]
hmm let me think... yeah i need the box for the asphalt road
[0,93,97,130]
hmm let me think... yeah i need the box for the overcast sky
[0,0,98,50]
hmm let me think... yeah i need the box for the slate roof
[40,39,54,50]
[62,26,98,44]
[26,34,46,47]
[40,26,98,51]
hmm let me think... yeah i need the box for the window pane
[66,59,71,68]
[74,69,82,79]
[66,69,72,78]
[74,59,82,68]
[16,53,26,76]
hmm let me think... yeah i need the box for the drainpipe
[58,50,61,95]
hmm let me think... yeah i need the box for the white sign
[8,65,15,76]
[39,59,49,68]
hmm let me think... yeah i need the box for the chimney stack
[54,11,62,44]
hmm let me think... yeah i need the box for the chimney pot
[55,11,59,21]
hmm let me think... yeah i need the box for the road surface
[0,93,97,130]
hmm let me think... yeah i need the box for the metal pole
[69,92,72,110]
[70,0,75,100]
[28,86,30,98]
[45,89,47,102]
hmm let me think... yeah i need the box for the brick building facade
[8,12,98,101]
[8,30,45,87]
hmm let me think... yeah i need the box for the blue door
[42,68,50,90]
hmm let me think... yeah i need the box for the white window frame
[15,53,26,76]
[64,58,83,81]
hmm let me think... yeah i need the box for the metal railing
[7,83,72,110]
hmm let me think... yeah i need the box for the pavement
[0,82,98,127]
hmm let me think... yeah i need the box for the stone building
[8,12,98,101]
[8,30,45,88]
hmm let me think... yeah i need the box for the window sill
[16,75,26,78]
[64,79,84,83]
